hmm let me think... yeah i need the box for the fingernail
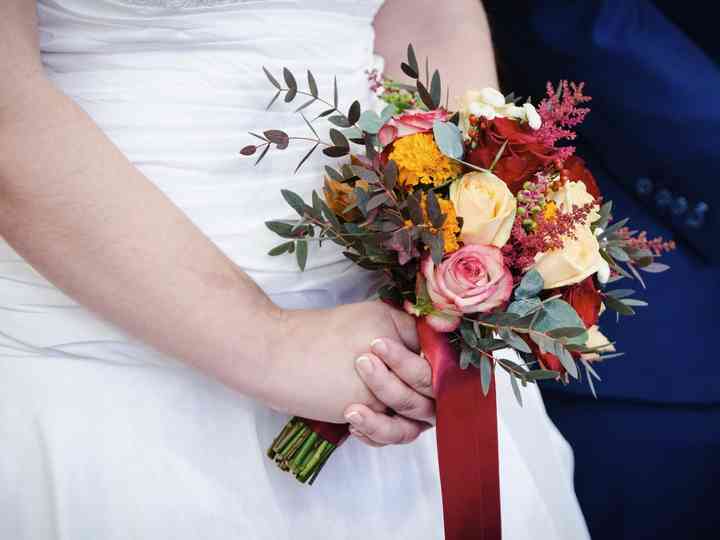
[345,411,364,427]
[349,426,365,438]
[370,338,387,355]
[356,355,373,376]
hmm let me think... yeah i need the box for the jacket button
[671,196,688,216]
[655,188,672,209]
[635,176,654,196]
[686,202,709,229]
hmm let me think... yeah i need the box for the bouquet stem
[267,417,343,484]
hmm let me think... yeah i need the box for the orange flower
[323,177,369,222]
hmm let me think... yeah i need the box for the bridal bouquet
[241,45,673,539]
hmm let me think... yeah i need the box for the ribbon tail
[418,317,502,540]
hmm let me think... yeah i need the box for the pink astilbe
[503,201,597,279]
[535,81,592,164]
[616,227,676,256]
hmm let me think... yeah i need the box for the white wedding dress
[0,1,590,538]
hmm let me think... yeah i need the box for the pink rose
[420,245,513,331]
[378,109,450,146]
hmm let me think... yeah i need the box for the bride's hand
[264,301,434,433]
[343,336,436,447]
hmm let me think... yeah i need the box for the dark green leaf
[515,269,544,299]
[407,43,419,73]
[524,369,560,381]
[347,101,361,125]
[426,189,444,229]
[307,70,318,97]
[430,69,441,108]
[320,200,341,230]
[547,327,588,339]
[605,289,636,299]
[328,115,351,128]
[603,294,635,316]
[401,62,418,79]
[366,193,388,212]
[283,67,297,90]
[460,322,478,348]
[329,128,349,149]
[284,86,297,103]
[265,220,295,237]
[295,239,308,271]
[281,189,306,217]
[607,245,630,262]
[266,90,281,110]
[268,241,294,256]
[416,80,435,110]
[294,98,316,113]
[324,165,343,181]
[333,76,338,108]
[262,66,281,89]
[480,356,492,396]
[499,328,531,353]
[254,143,271,165]
[294,143,319,174]
[383,161,398,191]
[430,234,444,265]
[322,146,349,158]
[460,347,474,370]
[406,193,424,225]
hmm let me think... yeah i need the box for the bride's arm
[0,1,435,430]
[374,0,498,95]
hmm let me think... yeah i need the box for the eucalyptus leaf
[307,70,318,97]
[507,297,543,318]
[262,66,281,89]
[641,262,670,273]
[268,241,294,256]
[432,121,464,160]
[295,239,308,271]
[281,189,306,217]
[480,355,492,396]
[357,110,383,134]
[515,270,544,299]
[499,328,531,353]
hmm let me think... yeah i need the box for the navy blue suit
[485,1,720,538]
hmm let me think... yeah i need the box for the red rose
[465,117,557,194]
[524,276,601,374]
[561,276,601,328]
[562,156,601,200]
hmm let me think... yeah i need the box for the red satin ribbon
[418,317,502,540]
[301,317,501,539]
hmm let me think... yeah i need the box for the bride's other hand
[265,301,434,429]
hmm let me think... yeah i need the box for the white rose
[459,88,542,132]
[532,225,605,289]
[549,181,601,224]
[449,171,517,247]
[581,326,615,361]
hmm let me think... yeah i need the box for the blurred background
[485,1,719,538]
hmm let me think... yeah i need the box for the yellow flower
[543,201,558,221]
[388,133,463,189]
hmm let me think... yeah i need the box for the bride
[0,1,589,538]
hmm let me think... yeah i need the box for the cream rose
[459,88,542,131]
[581,326,615,361]
[549,181,600,224]
[532,225,605,289]
[449,171,517,247]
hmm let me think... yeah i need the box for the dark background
[485,1,720,538]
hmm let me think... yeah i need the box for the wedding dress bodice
[25,0,384,309]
